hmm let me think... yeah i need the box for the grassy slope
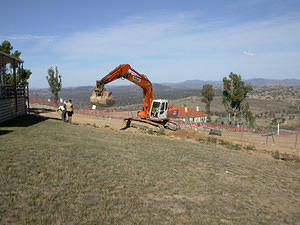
[0,115,299,224]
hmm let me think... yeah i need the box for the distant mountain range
[30,78,300,107]
[163,78,300,89]
[244,78,300,87]
[31,83,203,106]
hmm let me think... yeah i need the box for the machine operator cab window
[150,99,168,119]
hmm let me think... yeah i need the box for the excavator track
[164,120,181,131]
[122,118,180,132]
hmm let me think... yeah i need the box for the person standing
[57,104,67,122]
[62,101,67,122]
[66,99,73,123]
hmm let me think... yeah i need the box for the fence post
[295,130,299,159]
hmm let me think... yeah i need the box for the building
[0,51,28,123]
[169,106,207,123]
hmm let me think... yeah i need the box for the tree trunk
[205,103,211,115]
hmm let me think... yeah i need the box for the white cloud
[0,34,57,43]
[9,12,300,87]
[0,34,43,41]
[48,12,300,62]
[243,51,255,56]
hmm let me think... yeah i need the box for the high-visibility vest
[58,106,65,111]
[66,103,73,111]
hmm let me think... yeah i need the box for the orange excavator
[90,64,180,131]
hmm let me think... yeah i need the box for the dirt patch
[170,126,299,160]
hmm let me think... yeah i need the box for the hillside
[30,80,300,129]
[164,78,300,89]
[30,84,203,106]
[30,79,300,107]
[1,115,300,224]
[30,84,300,128]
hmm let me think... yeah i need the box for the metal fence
[29,97,138,119]
[180,121,299,160]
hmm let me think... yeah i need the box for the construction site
[27,64,299,161]
[1,0,300,220]
[29,100,300,161]
[1,57,300,224]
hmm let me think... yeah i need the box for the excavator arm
[90,64,154,118]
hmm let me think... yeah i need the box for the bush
[232,144,242,150]
[218,139,226,145]
[272,150,281,160]
[197,137,206,144]
[218,140,242,150]
[147,129,154,135]
[157,130,166,136]
[207,137,217,144]
[245,145,256,151]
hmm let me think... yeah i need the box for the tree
[244,105,256,127]
[222,72,253,123]
[46,66,62,102]
[0,40,13,54]
[201,84,214,115]
[0,40,31,85]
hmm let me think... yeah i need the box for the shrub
[245,145,256,151]
[272,150,281,160]
[218,140,227,145]
[232,144,242,150]
[207,137,217,144]
[157,130,166,136]
[218,140,242,150]
[147,129,154,135]
[197,137,206,144]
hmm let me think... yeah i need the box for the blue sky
[1,0,300,88]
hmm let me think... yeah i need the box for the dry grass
[0,115,300,224]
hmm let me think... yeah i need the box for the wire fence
[30,97,139,119]
[180,121,300,159]
[30,97,299,159]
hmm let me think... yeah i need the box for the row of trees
[201,72,254,126]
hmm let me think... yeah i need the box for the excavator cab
[150,99,169,120]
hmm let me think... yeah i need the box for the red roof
[169,106,207,118]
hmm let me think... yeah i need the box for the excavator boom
[90,64,180,131]
[91,64,154,118]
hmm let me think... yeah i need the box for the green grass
[1,115,300,224]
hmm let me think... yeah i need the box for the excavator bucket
[90,88,116,107]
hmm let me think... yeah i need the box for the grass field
[0,115,300,224]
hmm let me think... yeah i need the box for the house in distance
[169,106,207,123]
